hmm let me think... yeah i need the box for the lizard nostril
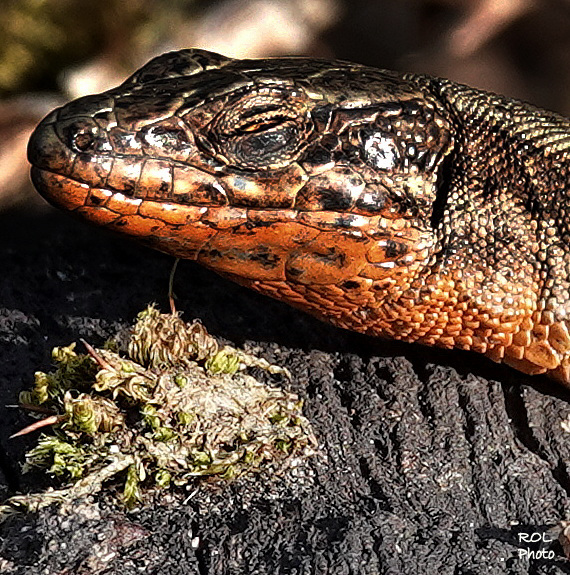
[73,130,96,152]
[55,118,112,155]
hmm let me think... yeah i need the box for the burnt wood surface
[1,206,570,574]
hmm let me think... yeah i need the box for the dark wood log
[1,208,570,574]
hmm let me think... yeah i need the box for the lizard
[27,49,570,385]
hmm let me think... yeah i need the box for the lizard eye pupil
[238,118,285,134]
[242,126,295,154]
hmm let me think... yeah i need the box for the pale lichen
[1,306,316,517]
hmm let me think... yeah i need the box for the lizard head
[28,48,455,329]
[28,48,453,282]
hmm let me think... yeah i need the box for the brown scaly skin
[28,49,570,384]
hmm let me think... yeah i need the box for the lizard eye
[210,88,310,170]
[235,120,299,165]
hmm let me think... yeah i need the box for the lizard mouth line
[30,167,399,251]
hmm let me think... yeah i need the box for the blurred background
[1,0,569,211]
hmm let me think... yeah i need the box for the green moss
[1,305,316,517]
[205,349,241,375]
[25,435,88,480]
[19,343,98,407]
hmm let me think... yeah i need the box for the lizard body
[27,49,570,384]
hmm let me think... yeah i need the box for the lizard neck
[428,77,570,158]
[404,75,570,382]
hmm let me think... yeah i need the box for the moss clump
[2,305,316,515]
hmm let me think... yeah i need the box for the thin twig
[10,415,67,439]
[80,338,113,370]
[17,403,58,415]
[168,258,180,315]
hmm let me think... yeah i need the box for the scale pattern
[27,49,570,384]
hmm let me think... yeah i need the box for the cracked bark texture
[2,207,570,574]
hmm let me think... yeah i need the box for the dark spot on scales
[249,247,280,268]
[303,146,332,169]
[310,105,333,127]
[384,240,408,258]
[122,183,135,196]
[319,189,353,211]
[314,248,345,266]
[245,219,274,230]
[88,194,106,206]
[202,247,279,268]
[286,266,302,279]
[334,214,361,229]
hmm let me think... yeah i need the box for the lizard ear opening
[344,100,456,221]
[355,99,453,175]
